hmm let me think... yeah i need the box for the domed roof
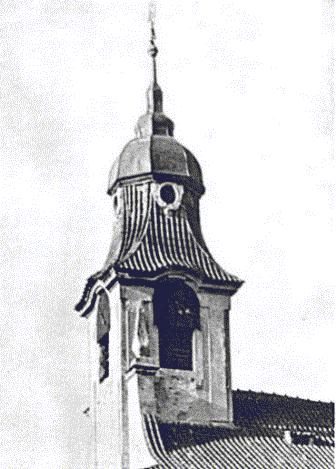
[107,135,204,194]
[107,20,204,195]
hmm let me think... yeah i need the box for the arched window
[96,291,110,382]
[153,280,200,370]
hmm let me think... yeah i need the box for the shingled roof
[76,182,242,314]
[143,390,334,469]
[233,389,334,432]
[114,184,241,286]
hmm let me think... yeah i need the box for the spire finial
[135,2,174,138]
[148,1,158,82]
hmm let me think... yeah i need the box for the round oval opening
[160,184,176,205]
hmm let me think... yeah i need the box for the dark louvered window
[97,291,110,382]
[154,280,200,371]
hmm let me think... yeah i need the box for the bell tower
[76,11,243,469]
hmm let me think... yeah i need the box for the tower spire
[146,2,162,113]
[148,2,158,84]
[135,2,174,138]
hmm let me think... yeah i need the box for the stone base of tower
[138,369,234,427]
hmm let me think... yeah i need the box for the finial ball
[148,44,158,58]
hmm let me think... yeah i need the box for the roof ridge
[233,389,335,405]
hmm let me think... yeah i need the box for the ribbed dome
[106,20,205,196]
[107,135,204,195]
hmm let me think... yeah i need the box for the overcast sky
[0,1,334,468]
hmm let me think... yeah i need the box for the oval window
[160,184,176,205]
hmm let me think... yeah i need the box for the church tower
[76,14,243,469]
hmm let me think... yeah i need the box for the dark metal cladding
[107,136,204,196]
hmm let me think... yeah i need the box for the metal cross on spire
[135,0,173,131]
[148,1,158,82]
[148,1,157,41]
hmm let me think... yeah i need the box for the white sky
[0,1,334,468]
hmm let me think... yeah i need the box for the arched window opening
[153,280,200,371]
[96,291,110,383]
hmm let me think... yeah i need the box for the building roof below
[143,390,335,469]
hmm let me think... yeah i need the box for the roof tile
[142,391,334,468]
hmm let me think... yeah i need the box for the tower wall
[198,291,233,423]
[88,283,156,469]
[88,285,123,469]
[121,281,233,426]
